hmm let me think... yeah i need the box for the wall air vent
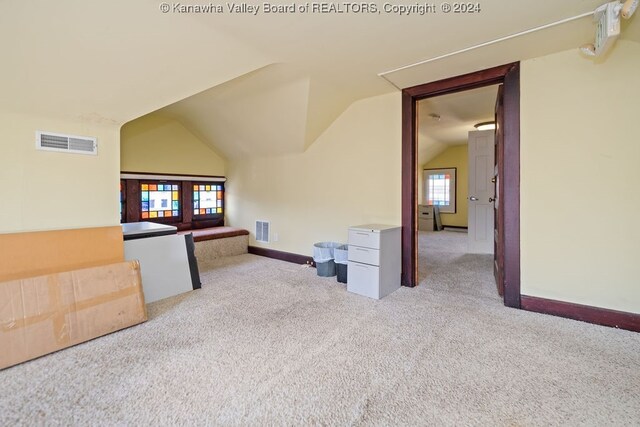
[255,220,270,243]
[36,131,97,155]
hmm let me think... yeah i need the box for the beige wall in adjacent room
[520,40,640,314]
[0,112,121,233]
[422,144,468,227]
[120,114,226,176]
[226,92,401,256]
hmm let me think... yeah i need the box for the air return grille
[255,220,270,243]
[36,131,97,155]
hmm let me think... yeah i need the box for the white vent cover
[36,131,97,155]
[255,220,270,243]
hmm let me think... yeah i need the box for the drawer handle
[354,264,368,269]
[355,248,369,252]
[356,232,369,236]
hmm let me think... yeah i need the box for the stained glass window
[140,182,180,219]
[193,183,224,216]
[424,168,456,213]
[428,174,450,206]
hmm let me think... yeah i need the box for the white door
[468,130,495,254]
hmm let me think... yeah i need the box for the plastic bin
[334,244,348,284]
[316,260,336,277]
[313,242,342,277]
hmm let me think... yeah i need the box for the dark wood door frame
[401,62,521,308]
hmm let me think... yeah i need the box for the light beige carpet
[1,231,639,425]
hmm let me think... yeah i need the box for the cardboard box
[0,226,125,283]
[0,260,147,370]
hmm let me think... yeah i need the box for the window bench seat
[178,227,249,262]
[179,226,249,242]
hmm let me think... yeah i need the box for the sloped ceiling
[162,64,311,158]
[417,86,498,166]
[2,0,638,157]
[0,0,272,124]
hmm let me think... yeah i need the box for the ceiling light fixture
[474,121,496,131]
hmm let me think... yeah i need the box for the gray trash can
[334,244,348,284]
[313,242,341,277]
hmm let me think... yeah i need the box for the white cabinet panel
[418,205,433,218]
[418,218,433,231]
[347,262,380,299]
[124,234,193,304]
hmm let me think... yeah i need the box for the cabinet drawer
[418,218,433,231]
[348,246,380,266]
[348,230,380,249]
[347,262,380,299]
[418,207,433,218]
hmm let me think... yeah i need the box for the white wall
[226,92,401,256]
[0,112,120,233]
[423,144,469,227]
[520,40,640,313]
[121,114,226,176]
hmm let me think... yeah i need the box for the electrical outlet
[273,232,279,242]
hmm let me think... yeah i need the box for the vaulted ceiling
[2,0,638,158]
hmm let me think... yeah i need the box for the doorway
[417,86,498,252]
[401,63,521,308]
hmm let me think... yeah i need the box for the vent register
[36,131,97,155]
[255,220,270,243]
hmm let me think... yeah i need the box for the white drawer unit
[347,224,401,300]
[418,205,434,231]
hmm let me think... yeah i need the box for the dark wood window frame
[122,172,226,231]
[191,181,225,222]
[120,179,126,224]
[401,62,521,308]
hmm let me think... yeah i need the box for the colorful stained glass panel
[140,182,180,219]
[192,183,224,216]
[427,174,450,206]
